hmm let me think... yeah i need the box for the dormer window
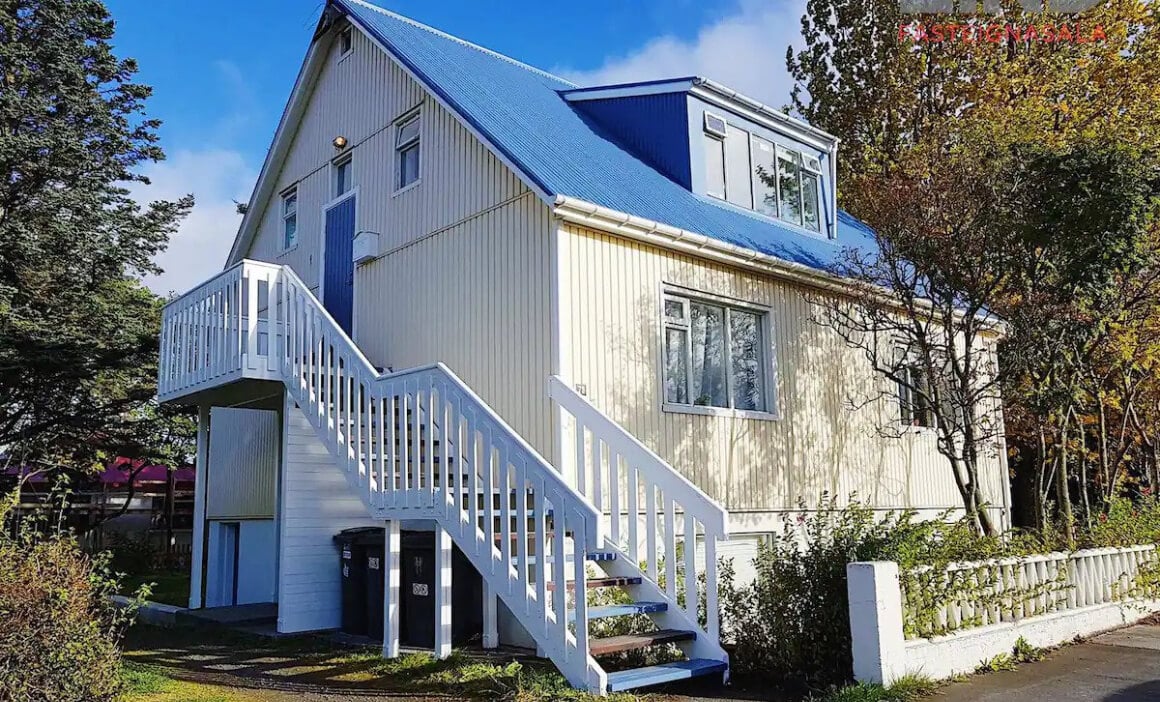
[703,111,826,235]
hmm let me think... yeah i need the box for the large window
[395,112,421,190]
[704,111,825,234]
[663,292,768,413]
[281,188,297,250]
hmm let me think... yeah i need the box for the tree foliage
[0,0,194,473]
[790,0,1160,534]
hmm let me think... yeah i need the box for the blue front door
[323,195,356,334]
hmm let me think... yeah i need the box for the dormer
[564,77,840,239]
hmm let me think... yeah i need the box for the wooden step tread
[572,601,667,622]
[589,629,695,656]
[546,576,641,591]
[605,659,727,692]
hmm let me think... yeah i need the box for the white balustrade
[548,376,729,643]
[903,544,1159,639]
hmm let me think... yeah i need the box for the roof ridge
[343,0,577,87]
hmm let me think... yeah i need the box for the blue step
[605,659,728,692]
[571,601,667,622]
[510,552,616,567]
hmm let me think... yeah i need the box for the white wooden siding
[277,399,378,633]
[560,223,1008,520]
[355,193,554,456]
[242,25,528,295]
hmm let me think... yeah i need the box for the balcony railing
[158,260,284,402]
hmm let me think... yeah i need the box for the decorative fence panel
[849,545,1160,685]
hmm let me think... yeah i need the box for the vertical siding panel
[562,223,998,521]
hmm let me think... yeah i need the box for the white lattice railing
[549,377,729,644]
[903,544,1160,639]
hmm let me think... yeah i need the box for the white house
[157,0,1010,694]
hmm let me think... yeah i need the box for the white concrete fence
[848,544,1160,684]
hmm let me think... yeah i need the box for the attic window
[339,26,354,57]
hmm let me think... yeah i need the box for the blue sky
[107,0,807,293]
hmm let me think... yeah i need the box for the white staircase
[159,260,730,694]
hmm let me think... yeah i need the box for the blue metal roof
[336,0,876,274]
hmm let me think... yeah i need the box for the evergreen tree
[0,0,194,471]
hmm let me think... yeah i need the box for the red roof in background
[4,458,195,485]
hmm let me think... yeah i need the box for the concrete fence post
[847,561,907,686]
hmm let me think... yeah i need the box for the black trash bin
[399,531,483,648]
[400,531,436,647]
[334,527,384,637]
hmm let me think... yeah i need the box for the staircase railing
[161,261,606,690]
[548,376,729,642]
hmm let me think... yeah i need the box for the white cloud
[133,149,256,297]
[558,0,807,108]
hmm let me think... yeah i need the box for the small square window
[333,157,352,198]
[395,113,421,190]
[339,26,353,56]
[281,189,298,250]
[703,112,727,138]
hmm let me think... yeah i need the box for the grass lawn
[122,661,284,701]
[121,572,190,607]
[121,624,644,701]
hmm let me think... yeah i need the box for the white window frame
[393,109,421,194]
[895,360,937,430]
[706,120,828,237]
[331,154,353,199]
[280,187,298,253]
[659,285,779,420]
[338,25,354,60]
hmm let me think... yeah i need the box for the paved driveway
[935,624,1160,701]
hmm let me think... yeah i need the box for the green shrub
[0,497,137,701]
[1085,494,1160,548]
[719,494,1020,689]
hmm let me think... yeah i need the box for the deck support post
[188,403,210,609]
[482,582,498,648]
[434,524,453,659]
[382,520,401,658]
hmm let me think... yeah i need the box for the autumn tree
[0,0,194,477]
[789,0,1160,533]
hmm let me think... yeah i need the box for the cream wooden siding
[355,193,554,455]
[242,24,528,293]
[560,223,1008,519]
